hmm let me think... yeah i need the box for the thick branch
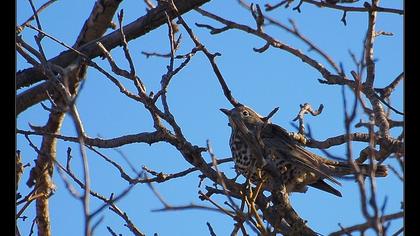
[17,0,211,90]
[27,112,65,236]
[364,0,379,88]
[73,0,123,48]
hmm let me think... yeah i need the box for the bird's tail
[326,161,388,177]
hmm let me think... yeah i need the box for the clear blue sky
[17,0,403,235]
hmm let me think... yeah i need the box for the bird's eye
[242,111,249,117]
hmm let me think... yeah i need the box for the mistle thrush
[221,105,387,197]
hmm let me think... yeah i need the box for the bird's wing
[262,124,341,186]
[309,179,342,197]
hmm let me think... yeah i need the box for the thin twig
[173,4,241,107]
[329,211,403,235]
[300,0,402,15]
[292,103,324,134]
[17,0,58,34]
[387,165,403,182]
[206,222,217,236]
[374,72,404,99]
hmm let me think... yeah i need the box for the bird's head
[220,105,265,133]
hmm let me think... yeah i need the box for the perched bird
[220,105,387,197]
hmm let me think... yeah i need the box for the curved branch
[195,8,345,83]
[301,0,403,15]
[238,0,341,74]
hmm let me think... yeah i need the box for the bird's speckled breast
[229,131,312,192]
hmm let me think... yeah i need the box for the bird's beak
[220,108,231,117]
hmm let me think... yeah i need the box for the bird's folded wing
[263,124,341,186]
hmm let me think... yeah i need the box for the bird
[220,105,388,197]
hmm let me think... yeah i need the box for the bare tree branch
[17,0,212,89]
[266,0,403,15]
[16,0,58,34]
[329,211,403,236]
[16,0,403,235]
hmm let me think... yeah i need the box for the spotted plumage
[221,105,388,197]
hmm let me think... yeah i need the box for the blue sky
[17,0,403,235]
